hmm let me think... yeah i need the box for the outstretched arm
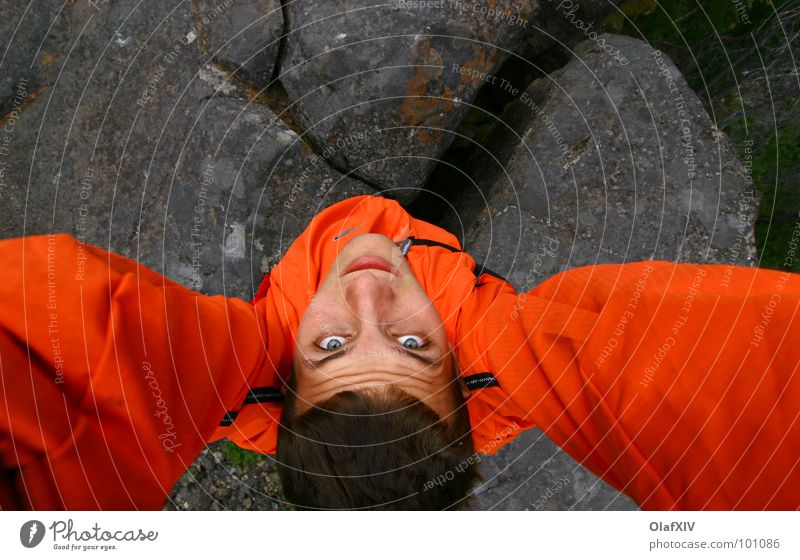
[483,261,800,510]
[0,234,270,509]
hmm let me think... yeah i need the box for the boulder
[194,0,284,90]
[446,33,758,287]
[0,0,373,299]
[0,0,70,115]
[278,0,535,204]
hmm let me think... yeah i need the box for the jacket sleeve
[483,261,800,510]
[0,234,270,509]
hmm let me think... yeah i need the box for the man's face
[292,233,468,420]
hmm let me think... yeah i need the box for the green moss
[603,0,657,32]
[220,441,262,466]
[756,218,800,272]
[752,124,800,272]
[609,0,772,95]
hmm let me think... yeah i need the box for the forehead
[291,360,458,417]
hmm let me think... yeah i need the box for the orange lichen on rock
[400,39,455,145]
[457,44,499,86]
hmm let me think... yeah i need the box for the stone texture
[165,442,289,511]
[444,33,758,287]
[278,0,535,204]
[0,0,373,300]
[0,0,70,115]
[194,0,283,90]
[475,428,636,510]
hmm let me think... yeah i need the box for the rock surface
[0,0,372,299]
[165,443,288,511]
[444,33,758,286]
[194,0,284,90]
[278,0,535,203]
[0,0,69,115]
[476,428,636,510]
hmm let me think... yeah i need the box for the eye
[317,335,348,351]
[397,335,425,349]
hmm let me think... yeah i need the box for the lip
[343,255,394,275]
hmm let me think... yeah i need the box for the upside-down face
[291,233,468,420]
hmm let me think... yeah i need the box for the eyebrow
[301,345,440,371]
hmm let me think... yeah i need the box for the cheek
[298,295,347,337]
[402,293,443,323]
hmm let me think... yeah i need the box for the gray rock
[278,0,534,204]
[0,0,373,300]
[164,443,290,511]
[456,34,758,511]
[194,0,284,90]
[154,96,374,298]
[475,428,636,510]
[0,1,70,115]
[446,33,758,288]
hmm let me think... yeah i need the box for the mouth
[343,255,395,275]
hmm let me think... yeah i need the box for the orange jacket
[1,195,799,509]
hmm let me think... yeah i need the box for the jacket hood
[212,195,530,453]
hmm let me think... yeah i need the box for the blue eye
[318,336,347,350]
[397,335,425,349]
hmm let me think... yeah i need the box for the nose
[344,271,395,322]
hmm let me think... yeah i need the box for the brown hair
[276,366,481,510]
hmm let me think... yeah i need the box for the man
[2,195,799,509]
